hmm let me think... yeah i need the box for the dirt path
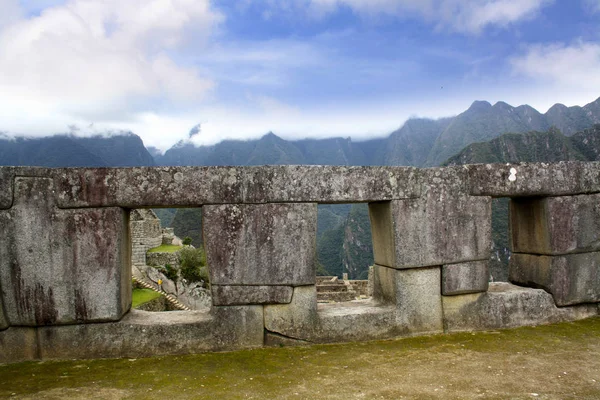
[1,317,599,399]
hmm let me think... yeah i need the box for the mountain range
[2,96,600,280]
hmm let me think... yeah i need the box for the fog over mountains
[2,96,600,279]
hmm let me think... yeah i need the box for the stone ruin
[130,209,211,311]
[0,163,599,363]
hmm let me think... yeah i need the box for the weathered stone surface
[0,177,130,326]
[264,286,403,343]
[442,261,489,296]
[54,167,243,208]
[264,331,310,347]
[509,253,600,306]
[0,168,14,209]
[0,327,38,364]
[211,285,294,305]
[146,251,180,267]
[204,203,317,286]
[244,165,421,203]
[443,282,599,332]
[38,307,264,360]
[373,265,444,333]
[511,194,600,255]
[468,162,600,197]
[0,304,7,331]
[371,169,491,268]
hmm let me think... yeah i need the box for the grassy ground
[131,288,162,308]
[147,244,182,253]
[0,317,599,399]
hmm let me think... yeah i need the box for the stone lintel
[467,162,600,197]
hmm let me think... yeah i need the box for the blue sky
[0,0,599,150]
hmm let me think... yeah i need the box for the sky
[0,0,599,151]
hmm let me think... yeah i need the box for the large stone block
[243,165,421,203]
[443,282,599,332]
[511,194,600,255]
[373,265,443,333]
[54,167,243,208]
[264,285,319,340]
[0,177,130,326]
[211,285,293,305]
[467,161,600,197]
[509,253,600,306]
[0,327,38,364]
[370,169,491,268]
[203,203,317,286]
[38,307,264,360]
[442,261,489,296]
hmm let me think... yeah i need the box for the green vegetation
[147,244,182,253]
[157,264,178,283]
[131,288,162,308]
[1,317,599,399]
[171,208,203,247]
[179,246,209,284]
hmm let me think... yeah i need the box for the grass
[0,316,599,399]
[131,288,162,308]
[146,244,182,253]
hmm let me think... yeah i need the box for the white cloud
[0,0,221,133]
[584,0,600,13]
[511,41,600,91]
[264,0,551,34]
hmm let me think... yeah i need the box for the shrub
[179,246,209,285]
[158,263,179,283]
[182,236,193,246]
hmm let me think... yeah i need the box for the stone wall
[0,163,599,363]
[130,209,162,266]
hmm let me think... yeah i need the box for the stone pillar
[203,203,317,306]
[0,177,131,326]
[509,194,600,306]
[369,168,492,332]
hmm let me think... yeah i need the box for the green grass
[131,288,162,308]
[1,317,599,399]
[146,244,182,253]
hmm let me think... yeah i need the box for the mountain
[0,133,155,167]
[156,97,600,169]
[444,125,600,165]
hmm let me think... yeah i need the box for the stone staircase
[132,276,191,311]
[316,276,357,303]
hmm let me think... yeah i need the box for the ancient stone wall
[130,209,162,266]
[0,163,599,363]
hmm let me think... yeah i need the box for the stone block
[243,165,421,203]
[38,307,264,360]
[264,285,319,339]
[0,327,38,364]
[443,282,599,332]
[54,166,243,208]
[510,194,600,255]
[0,177,130,326]
[0,167,13,209]
[467,161,600,197]
[442,261,489,295]
[370,169,491,268]
[211,285,294,305]
[509,253,600,306]
[373,265,443,333]
[203,203,317,286]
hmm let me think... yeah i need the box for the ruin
[0,163,599,363]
